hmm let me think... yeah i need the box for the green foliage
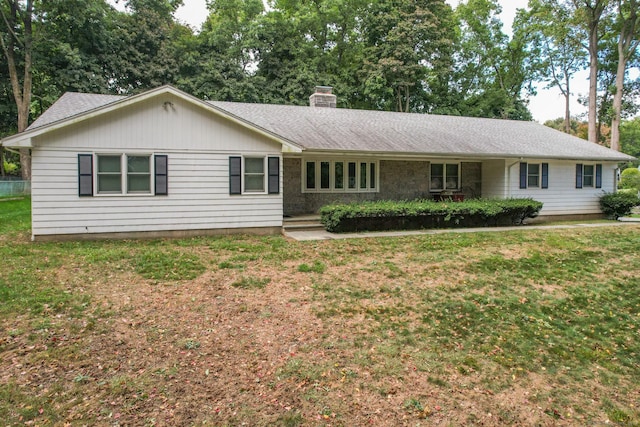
[319,198,543,232]
[618,167,640,191]
[599,192,640,219]
[2,160,19,175]
[621,117,640,158]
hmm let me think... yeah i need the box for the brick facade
[283,158,482,215]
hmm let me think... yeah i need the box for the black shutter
[229,156,242,194]
[541,163,549,189]
[519,162,527,189]
[78,154,93,197]
[595,164,602,188]
[154,155,168,195]
[268,157,280,194]
[576,164,583,188]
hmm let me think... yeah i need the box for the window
[576,163,602,189]
[348,162,357,189]
[127,155,151,193]
[430,163,459,191]
[527,164,540,187]
[97,154,151,194]
[79,154,165,197]
[229,156,280,195]
[320,161,330,189]
[306,161,316,190]
[97,155,122,193]
[244,157,265,192]
[519,162,548,189]
[303,159,378,193]
[334,162,344,189]
[583,165,594,187]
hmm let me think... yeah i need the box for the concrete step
[283,216,324,231]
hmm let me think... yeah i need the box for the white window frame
[430,162,460,191]
[95,153,153,196]
[302,159,379,193]
[243,156,268,194]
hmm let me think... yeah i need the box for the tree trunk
[564,75,571,133]
[0,0,34,179]
[587,17,599,143]
[610,0,639,151]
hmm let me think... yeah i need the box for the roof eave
[289,148,636,162]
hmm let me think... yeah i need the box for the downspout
[506,158,523,198]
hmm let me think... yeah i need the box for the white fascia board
[1,137,32,148]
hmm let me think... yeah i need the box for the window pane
[360,163,367,189]
[528,164,540,187]
[306,162,316,189]
[334,162,344,189]
[245,157,264,174]
[245,175,264,192]
[98,175,121,193]
[446,164,459,189]
[128,175,150,192]
[321,161,330,189]
[583,165,594,187]
[348,162,356,189]
[98,155,121,173]
[128,156,150,173]
[431,163,444,189]
[370,163,376,189]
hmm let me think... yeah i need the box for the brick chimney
[309,86,337,108]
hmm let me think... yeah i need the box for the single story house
[1,85,634,241]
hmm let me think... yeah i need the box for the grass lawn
[1,197,639,426]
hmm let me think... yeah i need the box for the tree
[0,0,33,179]
[620,116,640,158]
[520,0,586,133]
[178,0,264,102]
[108,0,185,93]
[610,0,639,151]
[360,0,455,112]
[447,0,532,119]
[571,0,612,143]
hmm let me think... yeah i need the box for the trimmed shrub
[599,192,640,219]
[320,198,543,233]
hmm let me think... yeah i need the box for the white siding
[508,159,616,215]
[482,159,508,198]
[30,96,283,238]
[34,94,277,153]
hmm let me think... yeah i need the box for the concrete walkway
[284,218,640,241]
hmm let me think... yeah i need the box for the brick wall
[283,158,482,215]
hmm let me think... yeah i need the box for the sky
[111,0,590,123]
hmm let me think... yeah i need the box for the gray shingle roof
[21,89,635,162]
[27,92,125,130]
[209,101,634,162]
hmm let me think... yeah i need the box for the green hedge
[599,192,640,219]
[319,198,544,233]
